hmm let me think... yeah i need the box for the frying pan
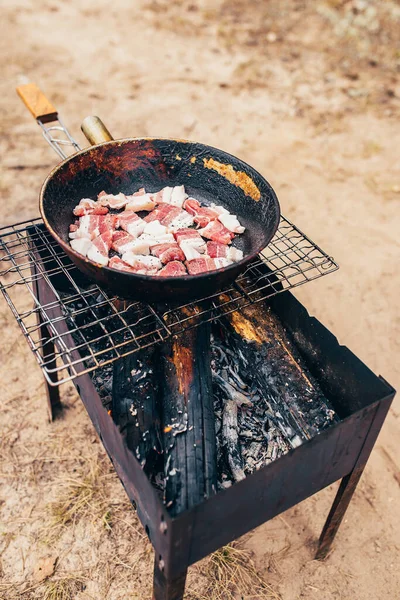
[17,84,280,302]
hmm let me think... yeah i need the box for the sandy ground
[1,0,399,598]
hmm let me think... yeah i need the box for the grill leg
[38,313,61,421]
[152,557,187,600]
[316,465,364,560]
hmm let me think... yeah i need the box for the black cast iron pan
[18,85,280,302]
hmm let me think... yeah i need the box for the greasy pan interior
[40,138,280,301]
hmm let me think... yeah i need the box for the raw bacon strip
[174,228,206,253]
[112,231,150,255]
[152,185,187,207]
[167,209,194,230]
[97,191,128,210]
[180,243,202,261]
[69,214,116,240]
[87,231,112,266]
[121,252,162,273]
[183,198,220,228]
[198,220,234,245]
[70,238,92,257]
[144,203,180,224]
[151,243,185,264]
[158,261,187,277]
[206,241,227,258]
[169,185,188,208]
[218,213,245,234]
[186,257,232,275]
[152,186,173,205]
[73,198,109,217]
[125,193,156,212]
[139,221,175,247]
[109,256,146,273]
[118,211,146,238]
[206,242,244,262]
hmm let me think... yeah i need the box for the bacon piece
[69,214,117,240]
[151,243,185,264]
[125,193,156,212]
[167,209,194,230]
[183,198,220,228]
[206,242,244,262]
[69,221,79,233]
[179,243,202,260]
[87,231,112,266]
[144,203,179,224]
[109,256,145,273]
[174,228,206,253]
[97,191,128,210]
[73,198,109,217]
[152,186,173,205]
[139,221,175,247]
[158,261,187,277]
[120,252,162,274]
[152,185,187,207]
[186,257,231,275]
[206,241,227,258]
[70,237,92,257]
[112,231,150,255]
[218,213,245,234]
[198,220,234,245]
[118,211,146,238]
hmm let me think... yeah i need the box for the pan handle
[81,116,114,145]
[16,82,81,160]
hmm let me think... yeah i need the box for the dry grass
[41,576,86,600]
[42,454,113,541]
[188,543,281,600]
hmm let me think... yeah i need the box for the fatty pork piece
[186,257,232,275]
[151,242,185,264]
[183,198,221,228]
[152,185,188,207]
[71,229,112,266]
[138,221,175,247]
[125,188,156,212]
[118,211,146,238]
[120,252,162,274]
[174,228,206,256]
[144,203,194,229]
[97,191,129,210]
[206,241,244,262]
[108,256,154,274]
[218,213,245,234]
[112,231,151,255]
[73,198,109,216]
[69,214,118,240]
[198,220,235,245]
[157,261,187,277]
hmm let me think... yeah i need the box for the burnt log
[218,299,338,446]
[112,344,162,475]
[159,322,217,516]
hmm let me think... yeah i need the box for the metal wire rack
[0,216,338,385]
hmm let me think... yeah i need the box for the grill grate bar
[0,216,338,385]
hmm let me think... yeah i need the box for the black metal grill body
[29,233,395,599]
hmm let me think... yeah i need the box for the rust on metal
[203,157,261,201]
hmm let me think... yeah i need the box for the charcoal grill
[0,100,395,600]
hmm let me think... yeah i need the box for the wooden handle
[16,83,58,123]
[81,116,113,145]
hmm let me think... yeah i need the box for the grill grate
[0,216,338,385]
